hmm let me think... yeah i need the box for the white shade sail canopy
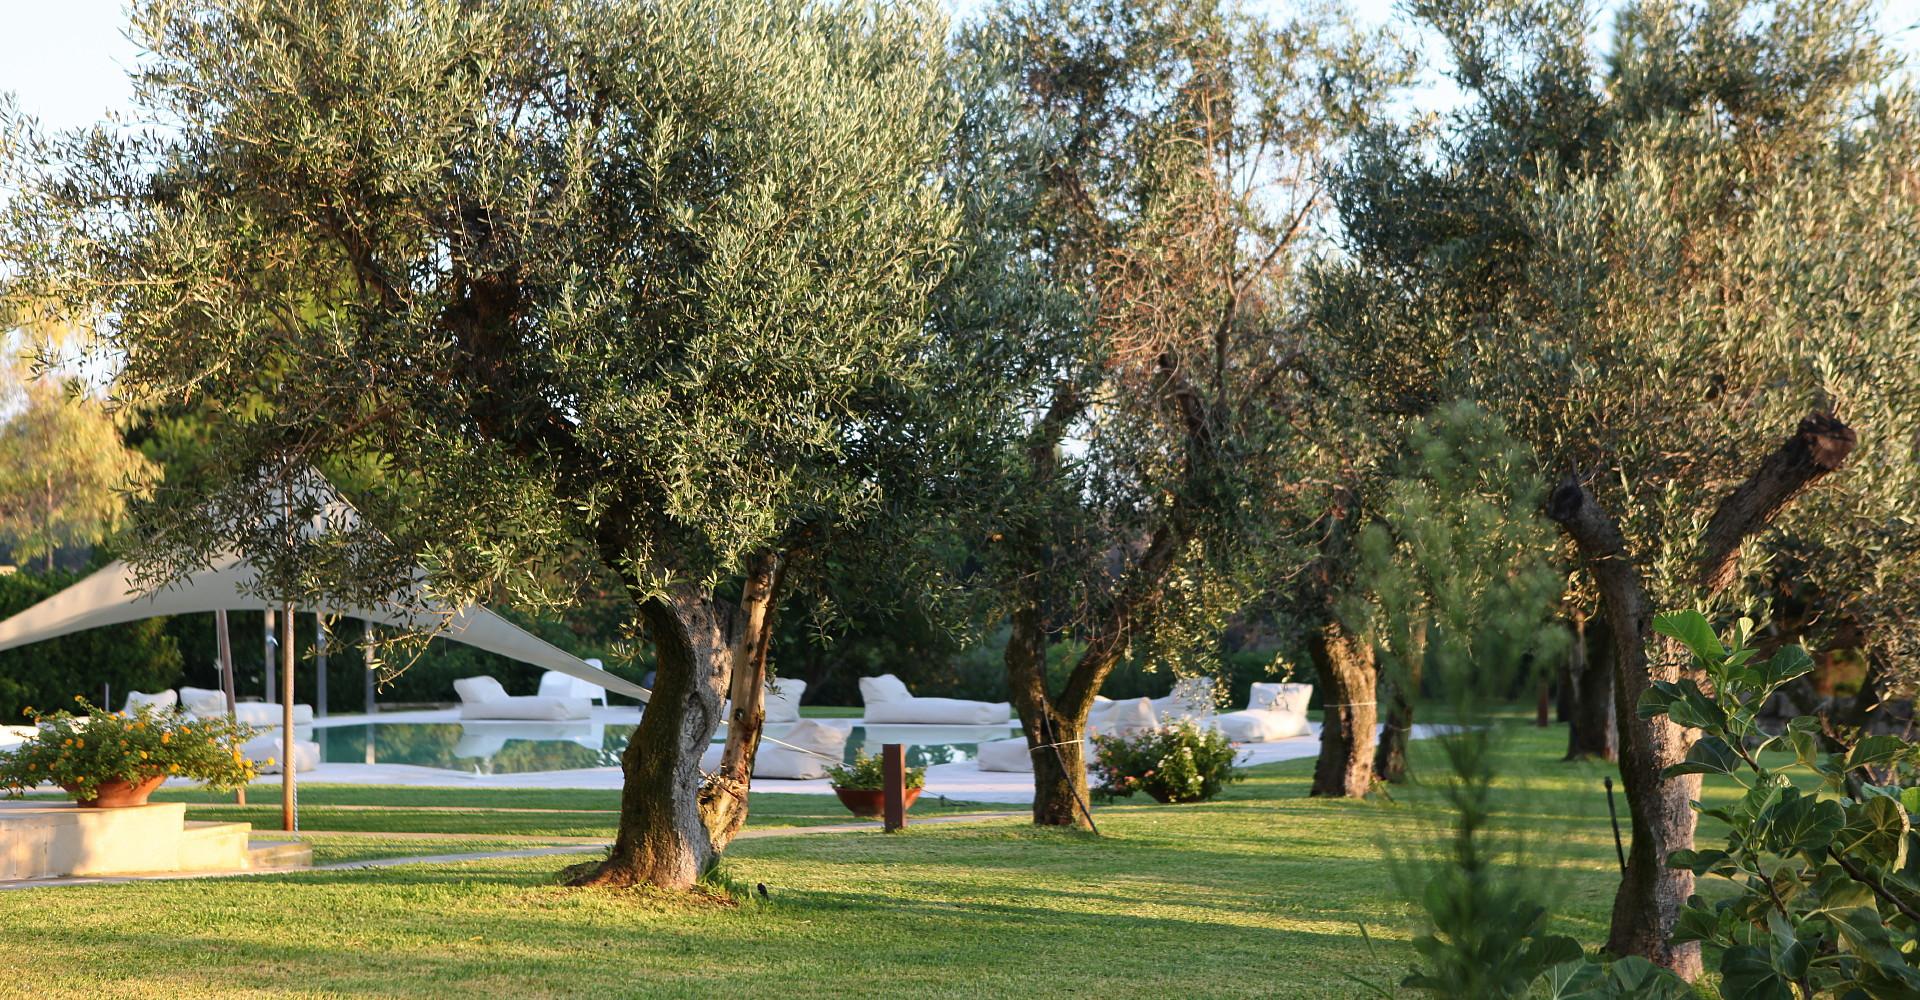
[0,553,651,703]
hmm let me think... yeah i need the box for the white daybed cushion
[455,675,589,720]
[976,736,1034,773]
[1149,677,1216,722]
[1250,682,1313,716]
[454,675,510,705]
[700,719,847,780]
[240,734,320,773]
[858,674,913,705]
[863,696,1010,725]
[857,673,1009,724]
[458,696,591,721]
[1090,697,1158,739]
[1214,709,1310,742]
[178,686,228,719]
[230,702,315,727]
[719,678,810,725]
[537,670,605,702]
[123,689,178,714]
[764,679,805,724]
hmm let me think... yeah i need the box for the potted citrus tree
[827,751,925,818]
[0,697,260,807]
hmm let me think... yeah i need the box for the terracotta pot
[66,774,167,808]
[832,785,923,818]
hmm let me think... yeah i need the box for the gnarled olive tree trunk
[1006,604,1092,827]
[1563,615,1617,762]
[570,553,786,890]
[1004,519,1184,829]
[1373,671,1415,783]
[1548,414,1853,979]
[1310,621,1378,798]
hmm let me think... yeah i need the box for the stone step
[247,840,312,870]
[179,820,253,871]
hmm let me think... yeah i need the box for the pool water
[313,721,1017,775]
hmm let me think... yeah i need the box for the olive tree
[1318,0,1920,976]
[949,0,1404,826]
[0,0,962,890]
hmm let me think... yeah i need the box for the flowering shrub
[0,697,259,801]
[1091,721,1240,803]
[827,751,926,791]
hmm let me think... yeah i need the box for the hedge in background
[0,569,183,721]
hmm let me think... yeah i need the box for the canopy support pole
[215,609,244,807]
[362,619,376,715]
[314,615,328,718]
[280,604,296,831]
[263,609,277,705]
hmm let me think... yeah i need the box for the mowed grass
[0,723,1715,998]
[17,786,1005,836]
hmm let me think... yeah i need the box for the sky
[2,1,1918,132]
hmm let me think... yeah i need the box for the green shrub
[0,570,183,721]
[1644,610,1920,998]
[1090,721,1240,803]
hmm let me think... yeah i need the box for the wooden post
[882,743,906,832]
[280,604,296,832]
[214,610,245,807]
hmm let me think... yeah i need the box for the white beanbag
[123,689,178,714]
[701,719,848,780]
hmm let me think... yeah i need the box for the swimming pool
[311,720,1020,775]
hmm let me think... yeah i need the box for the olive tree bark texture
[1374,663,1417,783]
[1547,413,1854,979]
[1563,615,1617,762]
[1005,603,1091,828]
[1310,621,1378,797]
[570,552,786,889]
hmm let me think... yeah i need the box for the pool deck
[264,709,1439,804]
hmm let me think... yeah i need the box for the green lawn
[0,724,1709,998]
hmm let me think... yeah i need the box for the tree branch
[1697,412,1856,594]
